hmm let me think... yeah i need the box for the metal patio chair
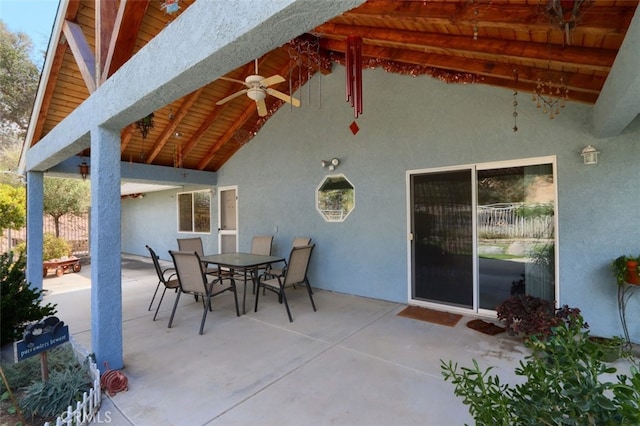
[168,250,240,335]
[146,245,179,318]
[254,244,316,322]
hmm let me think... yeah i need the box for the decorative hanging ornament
[161,0,180,14]
[345,36,363,121]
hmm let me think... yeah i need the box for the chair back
[251,235,273,255]
[177,237,204,256]
[169,250,208,295]
[283,244,314,286]
[146,245,166,282]
[292,237,312,247]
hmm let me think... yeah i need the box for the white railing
[477,203,554,239]
[43,337,101,426]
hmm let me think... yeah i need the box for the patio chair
[177,237,219,278]
[265,237,312,291]
[168,250,240,335]
[239,235,273,293]
[254,244,316,322]
[145,245,178,316]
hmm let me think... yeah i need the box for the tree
[0,183,26,232]
[43,178,91,237]
[1,252,57,346]
[0,21,40,135]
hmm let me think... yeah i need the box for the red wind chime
[345,36,363,134]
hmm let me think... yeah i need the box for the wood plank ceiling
[30,0,638,173]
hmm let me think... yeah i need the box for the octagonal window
[316,174,355,222]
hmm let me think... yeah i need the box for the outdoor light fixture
[135,113,155,139]
[321,158,340,171]
[78,160,89,180]
[581,145,599,165]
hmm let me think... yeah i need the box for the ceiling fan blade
[215,89,248,105]
[266,88,301,107]
[219,76,248,86]
[260,75,286,87]
[256,99,267,116]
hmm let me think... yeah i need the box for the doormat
[397,306,462,327]
[466,319,506,336]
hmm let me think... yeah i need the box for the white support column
[25,171,44,290]
[90,126,123,370]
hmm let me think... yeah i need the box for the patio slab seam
[201,300,402,424]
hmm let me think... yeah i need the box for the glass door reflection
[477,164,555,310]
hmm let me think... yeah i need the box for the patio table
[201,253,285,314]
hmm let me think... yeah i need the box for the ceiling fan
[215,59,300,116]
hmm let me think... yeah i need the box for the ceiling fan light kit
[216,59,299,117]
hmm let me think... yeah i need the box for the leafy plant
[20,366,91,421]
[1,344,92,424]
[496,294,582,339]
[0,252,57,346]
[610,255,640,286]
[43,177,90,238]
[0,344,78,394]
[442,312,640,425]
[15,233,71,261]
[0,183,26,232]
[514,203,554,218]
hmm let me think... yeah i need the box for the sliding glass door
[411,169,474,308]
[409,158,556,313]
[477,163,556,310]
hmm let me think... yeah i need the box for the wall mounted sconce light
[321,158,340,171]
[581,145,599,165]
[78,160,89,180]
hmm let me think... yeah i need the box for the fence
[477,203,554,239]
[0,213,89,255]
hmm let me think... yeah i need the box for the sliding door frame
[406,156,559,317]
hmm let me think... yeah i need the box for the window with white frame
[177,190,211,233]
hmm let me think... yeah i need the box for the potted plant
[610,254,640,285]
[495,294,582,340]
[588,335,628,362]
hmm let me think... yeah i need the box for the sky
[0,0,60,67]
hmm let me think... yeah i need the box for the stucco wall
[122,66,640,341]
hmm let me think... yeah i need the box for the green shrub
[0,344,78,394]
[20,365,91,421]
[496,295,581,339]
[0,252,57,346]
[1,344,92,423]
[15,233,71,261]
[441,313,640,425]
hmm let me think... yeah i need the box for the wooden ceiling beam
[120,124,135,153]
[320,38,605,91]
[96,0,118,86]
[145,88,204,163]
[197,60,295,170]
[340,2,636,35]
[315,23,616,71]
[103,0,150,82]
[180,62,257,160]
[32,0,84,144]
[322,40,600,103]
[62,20,97,93]
[196,105,255,170]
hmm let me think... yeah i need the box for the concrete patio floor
[43,254,531,426]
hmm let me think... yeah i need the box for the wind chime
[545,0,592,46]
[161,0,180,14]
[345,35,363,135]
